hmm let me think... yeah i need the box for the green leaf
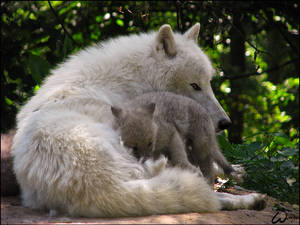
[217,135,234,152]
[72,32,83,44]
[34,85,40,92]
[40,35,50,43]
[27,53,51,85]
[278,148,298,157]
[95,15,102,23]
[29,12,37,20]
[116,19,124,27]
[5,97,13,105]
[63,35,73,59]
[272,133,294,147]
[279,160,295,170]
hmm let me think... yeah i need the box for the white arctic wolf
[12,23,265,217]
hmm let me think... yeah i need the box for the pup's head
[111,103,157,160]
[151,23,231,132]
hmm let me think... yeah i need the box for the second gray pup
[111,92,237,185]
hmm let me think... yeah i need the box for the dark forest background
[1,1,299,204]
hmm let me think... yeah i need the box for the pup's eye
[190,83,202,91]
[132,146,139,158]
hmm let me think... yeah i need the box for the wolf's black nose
[218,119,231,130]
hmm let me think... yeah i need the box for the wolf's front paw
[230,164,246,184]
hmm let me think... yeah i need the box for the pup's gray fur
[112,92,235,185]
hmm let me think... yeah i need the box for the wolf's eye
[190,83,202,91]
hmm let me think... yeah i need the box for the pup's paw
[152,156,168,175]
[192,166,203,177]
[231,164,246,183]
[144,156,167,177]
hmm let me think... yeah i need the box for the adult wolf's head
[151,23,231,132]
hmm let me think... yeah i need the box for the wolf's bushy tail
[96,168,221,217]
[64,168,221,217]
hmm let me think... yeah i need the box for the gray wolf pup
[111,92,238,185]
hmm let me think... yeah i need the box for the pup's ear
[156,24,177,57]
[143,103,156,116]
[184,23,200,42]
[111,106,123,118]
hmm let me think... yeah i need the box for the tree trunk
[228,13,246,144]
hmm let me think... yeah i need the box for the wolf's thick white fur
[12,24,264,217]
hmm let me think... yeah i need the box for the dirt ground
[1,132,299,224]
[1,190,299,224]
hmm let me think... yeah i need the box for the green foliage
[242,77,299,143]
[218,133,299,204]
[27,53,52,85]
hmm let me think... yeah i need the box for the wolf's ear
[156,24,177,57]
[184,23,200,42]
[111,106,123,118]
[143,103,156,116]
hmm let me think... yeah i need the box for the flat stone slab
[2,193,299,224]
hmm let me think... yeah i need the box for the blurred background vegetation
[1,1,299,204]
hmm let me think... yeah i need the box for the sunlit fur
[12,24,265,217]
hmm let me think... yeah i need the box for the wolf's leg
[193,153,215,186]
[187,134,215,185]
[189,119,234,185]
[230,164,246,183]
[216,192,266,210]
[168,131,203,176]
[212,163,245,184]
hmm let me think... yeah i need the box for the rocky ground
[2,190,299,224]
[1,132,299,224]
